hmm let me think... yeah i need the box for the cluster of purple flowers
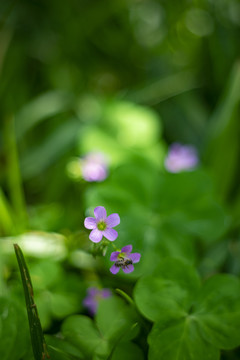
[83,206,141,314]
[84,206,141,275]
[83,143,198,314]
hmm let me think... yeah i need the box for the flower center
[97,220,107,231]
[115,253,133,268]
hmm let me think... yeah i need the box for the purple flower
[83,287,112,315]
[110,245,141,274]
[84,206,120,243]
[81,152,108,182]
[164,143,199,173]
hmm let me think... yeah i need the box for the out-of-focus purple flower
[81,152,108,182]
[164,143,199,173]
[84,206,120,243]
[83,287,112,315]
[110,245,141,274]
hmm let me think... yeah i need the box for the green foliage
[134,258,240,360]
[203,62,240,200]
[30,259,83,329]
[1,0,240,359]
[78,99,165,168]
[85,160,228,275]
[62,296,141,360]
[134,258,201,322]
[0,296,30,360]
[148,318,220,360]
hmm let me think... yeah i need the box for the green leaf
[0,187,14,234]
[203,62,240,200]
[62,315,101,358]
[14,244,49,360]
[96,297,138,342]
[62,297,139,359]
[148,317,220,360]
[48,347,77,360]
[129,70,198,105]
[135,258,240,359]
[103,100,162,149]
[110,342,144,360]
[15,90,74,139]
[156,171,228,242]
[0,297,30,360]
[3,116,28,231]
[50,292,79,318]
[20,117,80,179]
[155,223,196,264]
[30,260,62,290]
[46,334,84,359]
[193,274,240,349]
[94,340,111,360]
[134,258,201,322]
[78,100,165,169]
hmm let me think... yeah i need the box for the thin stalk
[4,115,28,232]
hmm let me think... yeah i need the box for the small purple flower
[164,143,199,173]
[83,287,112,315]
[84,206,120,243]
[110,245,141,274]
[81,152,108,182]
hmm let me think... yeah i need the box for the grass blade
[14,243,49,360]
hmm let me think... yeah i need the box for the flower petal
[106,213,120,228]
[102,228,118,241]
[87,287,99,296]
[83,298,97,315]
[110,264,120,274]
[94,206,107,220]
[122,264,134,274]
[83,297,96,307]
[102,289,112,298]
[129,253,141,263]
[121,245,132,254]
[84,217,97,229]
[110,251,120,261]
[89,229,103,243]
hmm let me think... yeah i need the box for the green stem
[115,288,134,306]
[110,242,120,251]
[0,252,7,296]
[0,187,14,234]
[4,115,28,232]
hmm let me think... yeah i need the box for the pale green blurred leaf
[15,91,74,139]
[204,62,240,199]
[20,117,80,179]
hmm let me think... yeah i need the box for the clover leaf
[62,296,140,359]
[134,258,240,360]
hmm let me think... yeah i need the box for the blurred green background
[1,0,240,358]
[1,0,240,227]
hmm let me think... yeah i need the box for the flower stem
[110,243,120,251]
